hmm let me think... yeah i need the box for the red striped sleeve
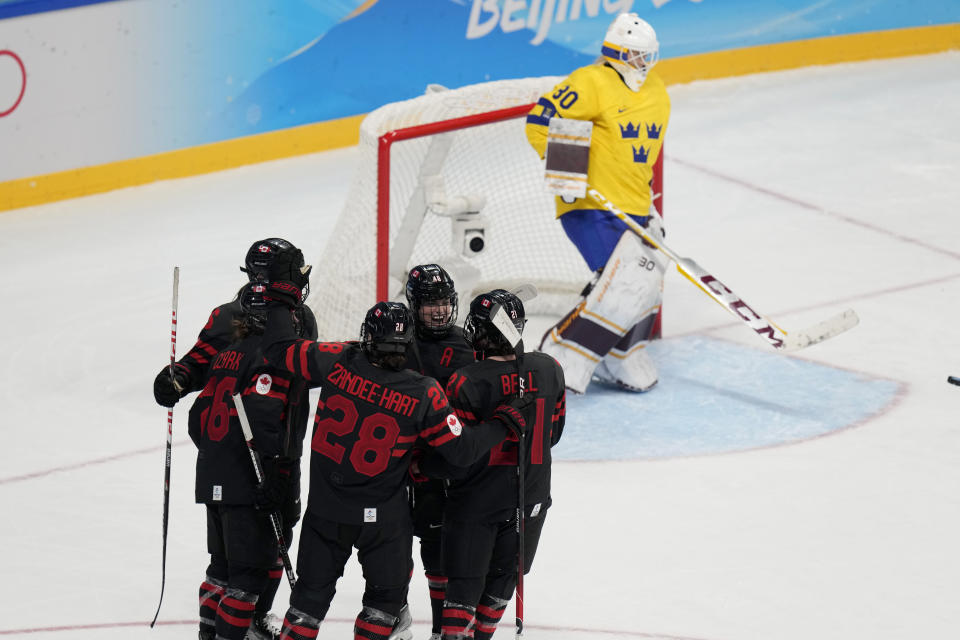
[195,340,218,356]
[421,419,451,439]
[429,430,457,447]
[285,343,297,374]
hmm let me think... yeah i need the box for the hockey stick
[232,393,297,590]
[587,187,859,351]
[489,284,538,639]
[949,376,960,387]
[150,266,179,628]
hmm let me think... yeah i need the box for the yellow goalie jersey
[526,63,670,218]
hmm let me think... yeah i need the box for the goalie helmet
[464,289,526,357]
[360,301,415,369]
[602,13,659,91]
[405,264,459,338]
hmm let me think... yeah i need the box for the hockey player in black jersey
[152,238,317,640]
[402,264,475,640]
[187,274,312,640]
[259,259,530,640]
[153,238,317,409]
[422,290,566,640]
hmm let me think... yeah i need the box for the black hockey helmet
[360,301,415,369]
[405,263,458,338]
[236,281,269,336]
[463,289,526,357]
[241,237,311,301]
[241,238,297,281]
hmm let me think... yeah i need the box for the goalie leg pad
[593,298,661,392]
[540,230,664,393]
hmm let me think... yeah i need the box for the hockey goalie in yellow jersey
[526,12,671,394]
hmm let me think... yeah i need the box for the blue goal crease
[554,336,900,461]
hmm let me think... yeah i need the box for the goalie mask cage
[310,77,663,341]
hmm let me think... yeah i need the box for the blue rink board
[555,336,901,461]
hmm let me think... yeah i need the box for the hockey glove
[153,365,191,408]
[280,466,302,528]
[491,394,533,437]
[640,213,665,250]
[254,456,294,513]
[408,448,429,483]
[264,281,303,308]
[281,493,302,529]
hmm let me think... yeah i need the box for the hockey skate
[592,356,657,392]
[592,338,658,392]
[246,612,282,640]
[387,604,413,640]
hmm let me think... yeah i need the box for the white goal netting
[310,76,597,341]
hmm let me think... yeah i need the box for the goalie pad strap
[609,311,658,355]
[548,303,621,360]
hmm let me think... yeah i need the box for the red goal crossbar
[375,103,664,302]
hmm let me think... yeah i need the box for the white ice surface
[1,52,959,639]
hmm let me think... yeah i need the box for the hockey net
[310,77,663,341]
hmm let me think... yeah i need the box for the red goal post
[311,77,663,342]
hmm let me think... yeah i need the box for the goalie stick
[587,187,859,351]
[151,266,179,628]
[488,284,537,639]
[232,394,297,590]
[949,376,960,387]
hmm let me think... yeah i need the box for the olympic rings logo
[0,50,26,118]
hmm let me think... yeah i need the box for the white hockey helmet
[602,12,659,91]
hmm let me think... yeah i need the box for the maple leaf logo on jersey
[446,414,462,436]
[256,374,273,395]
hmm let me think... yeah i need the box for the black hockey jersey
[442,353,566,522]
[403,326,475,387]
[176,292,317,459]
[174,291,317,392]
[188,334,295,505]
[262,306,510,525]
